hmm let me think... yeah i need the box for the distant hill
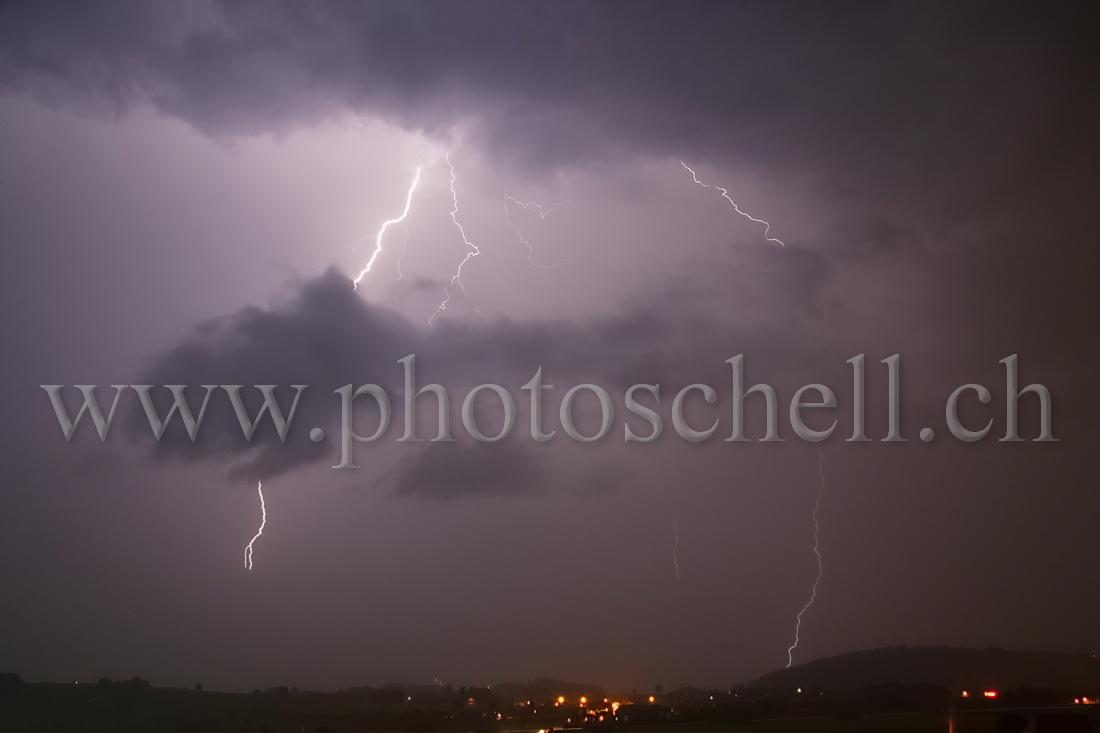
[754,646,1100,691]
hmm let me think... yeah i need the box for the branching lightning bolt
[681,161,785,247]
[243,480,266,571]
[430,152,484,324]
[352,167,422,290]
[672,509,681,582]
[503,194,572,221]
[786,447,825,667]
[503,193,574,268]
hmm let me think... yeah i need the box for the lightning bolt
[503,194,572,220]
[243,480,266,571]
[681,159,802,655]
[391,223,411,311]
[503,193,574,268]
[352,167,422,290]
[672,509,681,582]
[786,446,825,667]
[681,161,785,247]
[430,152,483,324]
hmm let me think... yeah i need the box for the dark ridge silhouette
[754,646,1100,690]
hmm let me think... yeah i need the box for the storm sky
[0,1,1097,692]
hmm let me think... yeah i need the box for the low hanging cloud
[112,245,1092,498]
[120,263,840,492]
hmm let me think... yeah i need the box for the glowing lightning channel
[503,193,574,268]
[391,223,412,311]
[352,167,422,290]
[672,510,681,582]
[786,447,825,667]
[680,161,785,247]
[503,194,572,220]
[430,152,484,324]
[243,480,266,571]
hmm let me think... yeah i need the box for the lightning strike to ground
[681,161,785,247]
[503,193,574,268]
[352,167,422,290]
[430,152,484,324]
[672,510,681,582]
[243,480,266,571]
[786,446,825,667]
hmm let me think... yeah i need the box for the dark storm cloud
[4,1,1093,339]
[124,267,677,488]
[126,260,843,491]
[0,0,1090,193]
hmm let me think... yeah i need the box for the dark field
[1,682,1090,733]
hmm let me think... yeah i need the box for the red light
[983,691,998,699]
